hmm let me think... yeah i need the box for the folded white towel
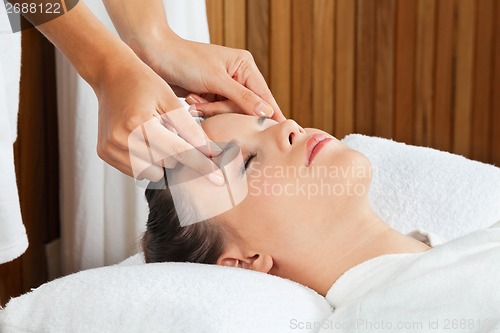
[0,263,331,333]
[342,134,500,241]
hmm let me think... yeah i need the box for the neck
[300,203,431,296]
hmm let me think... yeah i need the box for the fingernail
[208,170,225,186]
[186,96,197,104]
[189,110,204,117]
[255,102,274,117]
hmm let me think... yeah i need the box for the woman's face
[197,114,372,277]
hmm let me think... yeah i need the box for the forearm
[102,0,179,59]
[14,0,140,89]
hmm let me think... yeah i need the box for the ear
[216,243,273,273]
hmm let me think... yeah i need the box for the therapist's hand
[27,0,224,183]
[94,54,224,184]
[136,35,286,122]
[102,0,284,120]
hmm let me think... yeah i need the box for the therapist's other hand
[94,56,224,184]
[136,35,286,122]
[184,93,240,118]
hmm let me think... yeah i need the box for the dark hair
[141,175,228,265]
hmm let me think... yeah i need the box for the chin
[315,144,372,197]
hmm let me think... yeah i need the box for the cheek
[246,164,297,203]
[321,149,372,200]
[243,169,312,232]
[330,149,372,187]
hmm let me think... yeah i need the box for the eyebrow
[224,117,267,152]
[257,116,268,125]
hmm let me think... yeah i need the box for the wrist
[128,27,182,68]
[90,44,144,95]
[102,0,179,67]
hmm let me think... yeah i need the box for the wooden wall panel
[414,0,436,147]
[206,0,500,166]
[0,259,22,307]
[247,0,269,81]
[453,0,475,156]
[471,0,494,162]
[374,0,395,138]
[270,0,292,118]
[312,0,335,134]
[433,0,455,152]
[224,0,246,49]
[394,0,417,144]
[355,0,375,135]
[492,1,500,164]
[206,0,224,45]
[334,0,355,139]
[291,0,313,127]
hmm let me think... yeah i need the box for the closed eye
[242,153,256,174]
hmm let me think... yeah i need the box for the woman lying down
[143,113,500,332]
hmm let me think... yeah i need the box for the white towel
[342,134,500,241]
[0,8,27,264]
[320,222,500,332]
[0,263,332,333]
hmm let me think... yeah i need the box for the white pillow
[2,135,500,333]
[342,134,500,240]
[0,262,331,333]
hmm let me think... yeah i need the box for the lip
[305,134,333,166]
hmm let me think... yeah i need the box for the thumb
[219,75,275,118]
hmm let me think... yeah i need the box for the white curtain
[56,0,210,274]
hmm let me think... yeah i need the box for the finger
[141,118,225,186]
[162,121,178,135]
[235,64,286,121]
[188,93,285,121]
[130,129,178,175]
[187,93,241,116]
[189,100,241,117]
[189,109,204,117]
[161,107,222,157]
[186,93,226,105]
[103,141,165,182]
[163,156,178,169]
[128,117,199,180]
[215,74,275,118]
[186,93,227,104]
[186,94,209,105]
[273,111,287,122]
[252,87,286,122]
[128,122,163,180]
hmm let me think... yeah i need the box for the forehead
[201,113,275,142]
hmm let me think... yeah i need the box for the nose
[276,119,305,152]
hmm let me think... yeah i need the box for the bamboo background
[206,0,499,165]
